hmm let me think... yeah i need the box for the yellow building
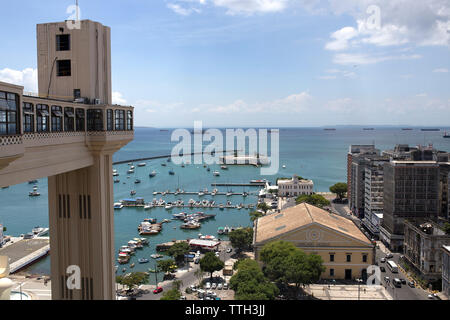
[253,203,375,280]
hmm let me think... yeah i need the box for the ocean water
[1,127,449,281]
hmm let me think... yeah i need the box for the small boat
[135,179,141,184]
[226,191,233,196]
[167,158,171,162]
[181,163,185,168]
[148,268,157,273]
[198,191,205,197]
[443,131,450,138]
[114,202,124,209]
[130,190,136,196]
[130,263,135,268]
[169,170,175,175]
[114,179,120,183]
[149,170,157,177]
[206,167,210,172]
[122,268,127,272]
[219,204,224,210]
[138,258,149,264]
[213,171,220,176]
[165,203,173,210]
[28,180,38,184]
[151,254,163,259]
[127,169,134,174]
[161,163,167,167]
[29,186,40,197]
[282,165,286,169]
[138,163,147,167]
[221,165,228,170]
[130,166,135,170]
[144,204,153,210]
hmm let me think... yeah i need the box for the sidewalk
[305,284,392,300]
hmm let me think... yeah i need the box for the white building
[277,175,313,197]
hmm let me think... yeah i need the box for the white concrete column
[48,153,115,300]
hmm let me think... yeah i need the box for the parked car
[380,266,386,272]
[217,283,223,290]
[194,258,200,264]
[190,285,197,292]
[153,286,163,294]
[223,283,228,290]
[401,279,406,285]
[215,252,220,257]
[380,258,386,263]
[408,281,415,288]
[211,282,217,289]
[180,295,186,300]
[205,282,211,289]
[384,276,390,283]
[226,248,232,253]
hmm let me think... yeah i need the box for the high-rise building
[362,156,389,237]
[380,161,440,251]
[347,145,379,217]
[0,20,133,299]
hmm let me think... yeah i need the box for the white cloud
[167,3,201,16]
[333,53,421,65]
[325,26,359,51]
[0,67,37,92]
[112,92,127,105]
[433,68,449,73]
[318,68,357,79]
[212,0,289,15]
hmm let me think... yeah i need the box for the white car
[215,252,220,257]
[223,283,228,290]
[226,248,232,253]
[217,283,223,290]
[211,282,217,289]
[205,282,211,289]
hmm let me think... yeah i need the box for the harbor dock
[0,237,50,273]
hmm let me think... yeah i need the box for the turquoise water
[1,127,449,282]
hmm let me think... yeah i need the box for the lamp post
[356,278,362,300]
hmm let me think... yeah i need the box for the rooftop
[254,202,371,245]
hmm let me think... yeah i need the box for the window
[330,269,334,277]
[75,108,85,131]
[0,92,20,135]
[56,34,70,51]
[330,254,335,262]
[114,109,125,130]
[36,104,49,132]
[107,109,113,131]
[127,110,133,131]
[51,106,63,132]
[23,102,34,133]
[346,254,352,262]
[57,60,71,76]
[87,109,104,131]
[73,89,81,100]
[362,254,368,263]
[64,107,75,132]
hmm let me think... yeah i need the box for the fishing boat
[114,202,124,209]
[213,171,220,176]
[29,186,40,197]
[149,170,157,177]
[138,258,149,264]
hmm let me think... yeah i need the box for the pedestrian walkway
[305,284,393,300]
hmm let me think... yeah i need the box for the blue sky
[0,0,449,127]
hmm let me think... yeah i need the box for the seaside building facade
[277,175,314,197]
[0,20,134,299]
[403,220,450,284]
[253,203,375,280]
[361,156,389,237]
[380,161,440,252]
[442,245,450,298]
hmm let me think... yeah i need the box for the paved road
[138,245,234,300]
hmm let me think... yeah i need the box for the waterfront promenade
[0,237,50,273]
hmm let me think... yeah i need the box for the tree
[230,259,278,300]
[443,222,450,235]
[295,194,330,208]
[157,259,176,274]
[229,227,253,253]
[167,242,190,264]
[116,272,149,291]
[260,240,325,298]
[199,252,224,280]
[329,182,348,200]
[257,202,270,213]
[160,288,181,300]
[249,210,264,223]
[172,279,183,291]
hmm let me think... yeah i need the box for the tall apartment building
[442,245,450,298]
[438,163,450,221]
[0,20,133,299]
[362,156,390,237]
[403,220,450,284]
[381,161,440,251]
[347,145,378,207]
